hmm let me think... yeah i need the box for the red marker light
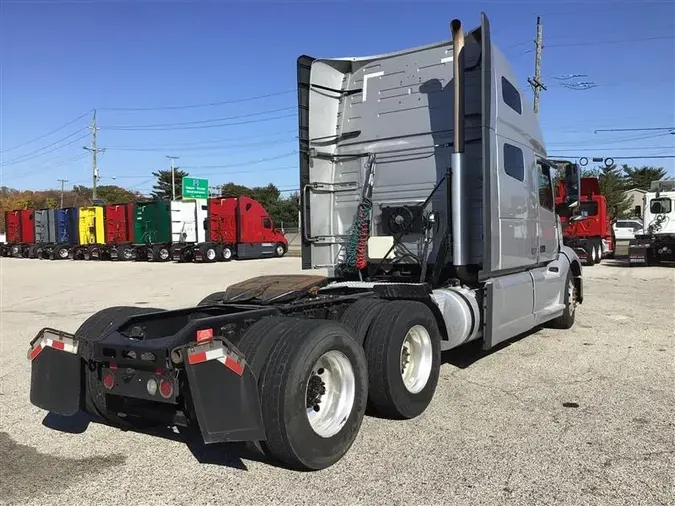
[103,371,115,390]
[196,328,213,342]
[159,379,173,399]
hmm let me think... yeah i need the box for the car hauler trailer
[193,196,288,262]
[555,176,615,266]
[629,180,675,266]
[72,206,106,260]
[27,13,583,472]
[170,199,208,262]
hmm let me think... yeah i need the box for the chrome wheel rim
[400,324,433,394]
[305,350,355,438]
[276,245,284,256]
[159,249,169,260]
[206,248,216,260]
[568,278,576,314]
[223,248,232,260]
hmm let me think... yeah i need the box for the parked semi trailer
[27,13,583,471]
[629,180,675,266]
[192,196,288,262]
[170,199,208,262]
[72,206,106,260]
[555,176,615,266]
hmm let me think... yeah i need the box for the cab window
[650,197,672,214]
[580,201,598,217]
[263,218,272,229]
[537,161,554,211]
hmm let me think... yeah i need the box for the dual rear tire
[236,298,441,470]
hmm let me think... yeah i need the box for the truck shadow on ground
[0,430,126,503]
[41,411,270,471]
[441,327,540,369]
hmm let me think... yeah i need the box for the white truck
[26,12,583,472]
[169,199,208,262]
[629,180,675,265]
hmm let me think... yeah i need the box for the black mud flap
[28,329,82,416]
[629,245,648,265]
[183,340,265,444]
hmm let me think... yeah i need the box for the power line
[521,35,675,53]
[1,128,89,165]
[98,89,295,112]
[1,132,90,167]
[181,152,297,171]
[2,153,90,182]
[108,137,297,156]
[0,110,92,154]
[104,106,296,129]
[101,112,297,131]
[105,129,297,150]
[594,127,675,133]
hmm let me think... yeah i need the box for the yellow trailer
[74,206,105,259]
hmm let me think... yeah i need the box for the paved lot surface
[0,257,673,506]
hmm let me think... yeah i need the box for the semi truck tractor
[2,211,21,257]
[72,206,105,260]
[39,207,80,260]
[192,196,288,262]
[555,176,615,266]
[4,209,36,258]
[170,199,208,262]
[26,13,583,472]
[629,180,675,266]
[91,203,136,260]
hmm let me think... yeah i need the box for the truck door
[536,159,558,263]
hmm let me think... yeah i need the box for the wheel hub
[305,350,355,438]
[399,325,433,394]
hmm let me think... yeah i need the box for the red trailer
[193,196,288,262]
[555,177,615,266]
[91,203,136,260]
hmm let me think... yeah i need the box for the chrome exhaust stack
[450,19,469,269]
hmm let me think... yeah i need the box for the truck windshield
[650,197,672,214]
[579,201,598,217]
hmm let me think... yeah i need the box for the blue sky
[1,0,674,195]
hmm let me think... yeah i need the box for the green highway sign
[182,177,209,199]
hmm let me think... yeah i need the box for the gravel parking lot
[0,257,673,506]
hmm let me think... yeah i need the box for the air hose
[342,154,376,271]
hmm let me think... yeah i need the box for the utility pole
[57,178,69,208]
[83,110,106,200]
[166,155,180,200]
[527,16,546,115]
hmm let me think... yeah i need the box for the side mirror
[565,163,581,207]
[634,205,641,217]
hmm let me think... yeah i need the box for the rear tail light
[159,379,174,399]
[103,371,115,390]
